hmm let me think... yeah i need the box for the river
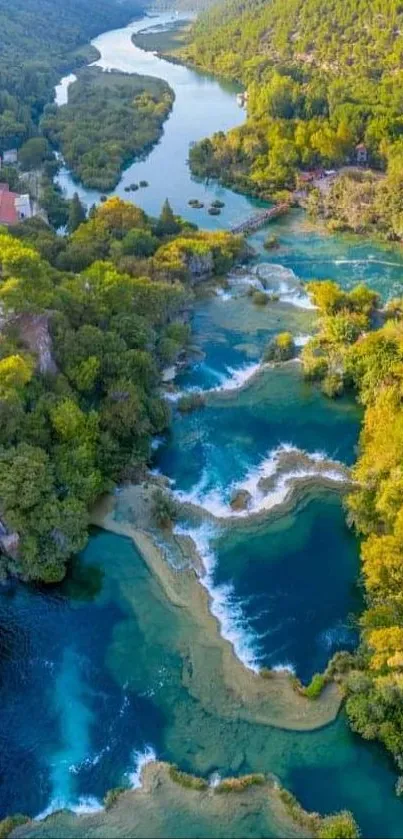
[55,12,264,227]
[2,12,403,839]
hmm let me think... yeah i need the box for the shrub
[264,332,295,362]
[322,372,344,398]
[215,774,265,793]
[0,816,30,839]
[303,672,327,699]
[317,812,360,838]
[259,667,274,678]
[152,488,178,528]
[169,765,208,790]
[252,290,268,306]
[277,787,319,831]
[104,787,125,810]
[278,788,359,837]
[263,234,278,250]
[301,340,328,380]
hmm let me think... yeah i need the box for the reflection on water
[55,13,264,228]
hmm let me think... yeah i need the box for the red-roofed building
[0,183,33,226]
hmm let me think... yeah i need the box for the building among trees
[0,183,34,225]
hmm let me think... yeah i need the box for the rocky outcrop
[16,313,57,375]
[230,489,252,512]
[186,251,214,282]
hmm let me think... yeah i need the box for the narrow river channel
[55,12,264,226]
[2,12,403,839]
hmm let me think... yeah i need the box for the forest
[307,167,403,241]
[0,197,243,584]
[0,0,143,152]
[185,0,403,207]
[42,68,175,190]
[300,281,403,777]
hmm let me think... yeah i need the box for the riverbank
[3,10,403,837]
[54,13,263,228]
[45,66,175,191]
[8,761,358,839]
[131,17,193,62]
[91,483,343,732]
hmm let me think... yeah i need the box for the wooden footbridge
[230,202,290,235]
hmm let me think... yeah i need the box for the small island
[42,67,175,191]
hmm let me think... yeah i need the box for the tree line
[0,0,143,153]
[300,279,403,780]
[184,0,403,210]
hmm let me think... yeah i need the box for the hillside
[185,0,403,204]
[0,0,143,152]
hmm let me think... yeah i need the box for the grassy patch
[215,774,265,793]
[132,20,191,59]
[169,765,208,791]
[0,816,30,839]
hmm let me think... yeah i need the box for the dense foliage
[264,332,295,362]
[0,198,242,583]
[302,279,403,766]
[42,68,174,190]
[185,0,403,198]
[308,164,403,241]
[0,0,143,152]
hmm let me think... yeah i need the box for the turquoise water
[251,211,403,297]
[2,13,403,838]
[1,528,403,838]
[212,493,361,680]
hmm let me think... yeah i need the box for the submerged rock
[230,489,252,511]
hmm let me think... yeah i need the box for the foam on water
[271,663,296,675]
[69,745,111,774]
[318,623,353,651]
[277,282,315,310]
[333,258,403,268]
[151,436,165,450]
[174,522,260,671]
[252,264,316,310]
[127,745,157,789]
[164,361,261,403]
[71,797,104,815]
[294,334,312,347]
[36,796,104,821]
[213,362,261,392]
[38,647,95,820]
[173,444,348,520]
[215,287,232,301]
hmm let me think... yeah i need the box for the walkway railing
[230,203,290,235]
